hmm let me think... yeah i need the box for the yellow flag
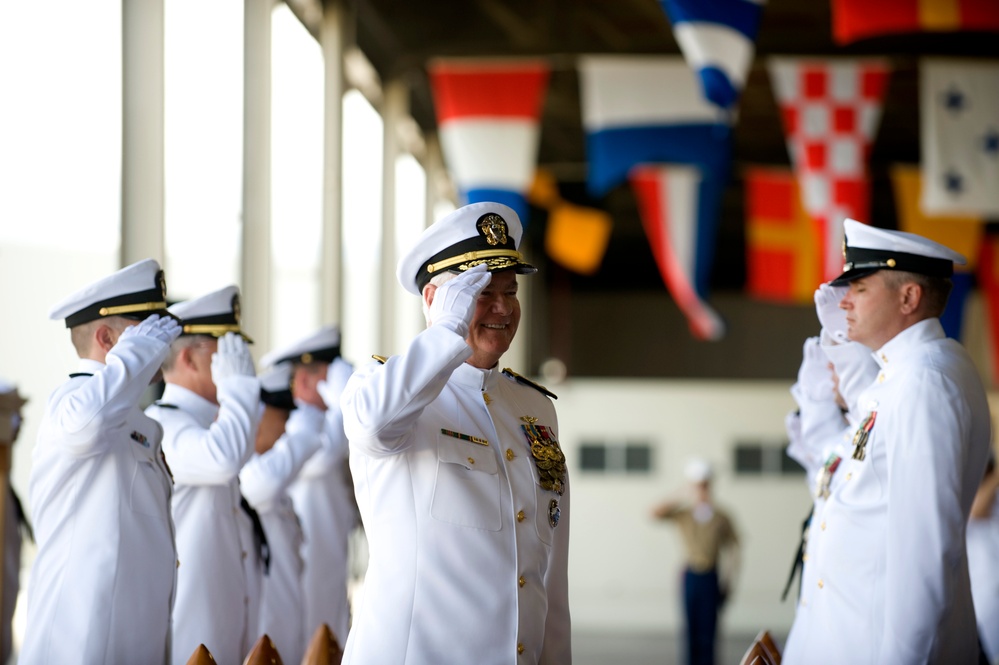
[891,164,983,269]
[544,202,613,275]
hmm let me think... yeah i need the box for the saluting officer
[260,326,357,645]
[340,202,571,664]
[146,286,264,665]
[783,219,992,665]
[240,362,326,664]
[22,259,181,665]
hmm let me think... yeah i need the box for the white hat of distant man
[168,285,253,343]
[48,258,169,328]
[258,362,295,411]
[396,201,537,296]
[831,219,967,286]
[260,325,340,368]
[685,458,713,483]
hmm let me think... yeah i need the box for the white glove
[317,357,353,410]
[795,337,835,403]
[285,402,326,437]
[428,263,492,337]
[211,332,256,385]
[814,283,849,344]
[118,314,182,346]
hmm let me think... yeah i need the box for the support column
[380,79,407,353]
[121,0,165,267]
[320,1,345,327]
[242,0,273,352]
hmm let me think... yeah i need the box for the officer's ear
[423,284,437,311]
[899,281,923,316]
[94,323,118,354]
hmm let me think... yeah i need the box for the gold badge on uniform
[851,411,877,461]
[520,416,566,496]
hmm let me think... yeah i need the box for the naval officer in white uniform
[260,326,357,645]
[146,286,264,665]
[783,219,992,665]
[240,362,326,664]
[341,202,572,664]
[22,259,181,665]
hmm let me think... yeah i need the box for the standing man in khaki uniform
[653,459,740,665]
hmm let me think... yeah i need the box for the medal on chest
[851,411,877,461]
[815,453,841,499]
[520,416,566,496]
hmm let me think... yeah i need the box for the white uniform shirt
[22,338,177,665]
[967,494,999,663]
[240,410,323,665]
[784,319,991,665]
[147,379,262,665]
[286,402,358,643]
[341,325,572,665]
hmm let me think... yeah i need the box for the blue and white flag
[921,58,999,218]
[577,56,732,199]
[659,0,765,110]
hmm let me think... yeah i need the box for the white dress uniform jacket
[286,402,358,643]
[340,325,572,665]
[240,406,324,665]
[147,380,262,665]
[22,339,176,665]
[967,493,999,663]
[784,319,991,665]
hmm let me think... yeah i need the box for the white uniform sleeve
[541,473,572,664]
[239,428,322,507]
[341,325,471,456]
[879,368,970,664]
[163,375,261,484]
[821,335,879,427]
[788,383,846,481]
[49,334,170,457]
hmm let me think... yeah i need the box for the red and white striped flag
[768,58,891,282]
[428,59,550,223]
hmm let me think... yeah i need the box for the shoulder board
[68,372,94,379]
[371,354,389,365]
[502,368,557,400]
[153,402,179,409]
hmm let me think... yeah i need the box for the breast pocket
[431,436,502,531]
[129,444,169,518]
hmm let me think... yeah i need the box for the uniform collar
[452,361,500,392]
[76,358,105,374]
[160,382,219,427]
[872,318,945,370]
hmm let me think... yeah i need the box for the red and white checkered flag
[768,58,891,282]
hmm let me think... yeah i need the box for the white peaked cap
[48,258,168,328]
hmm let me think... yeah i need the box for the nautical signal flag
[529,170,613,276]
[577,56,732,198]
[630,164,725,341]
[831,0,999,44]
[768,57,891,283]
[428,59,550,224]
[658,0,766,109]
[744,167,822,304]
[920,58,999,219]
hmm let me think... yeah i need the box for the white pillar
[380,79,407,353]
[242,0,273,352]
[121,0,165,267]
[320,2,345,327]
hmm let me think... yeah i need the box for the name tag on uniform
[440,428,489,446]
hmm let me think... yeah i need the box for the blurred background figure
[0,380,27,665]
[653,458,741,665]
[968,453,999,664]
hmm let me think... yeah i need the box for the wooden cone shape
[185,644,216,665]
[301,623,342,665]
[243,634,284,665]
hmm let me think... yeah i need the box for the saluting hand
[317,357,353,411]
[211,332,256,384]
[814,283,849,343]
[428,263,491,338]
[119,314,183,346]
